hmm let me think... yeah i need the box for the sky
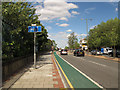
[32,0,118,48]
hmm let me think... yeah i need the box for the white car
[59,49,61,52]
[96,51,102,55]
[103,47,112,54]
[61,49,68,55]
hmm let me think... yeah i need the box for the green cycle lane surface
[54,52,102,89]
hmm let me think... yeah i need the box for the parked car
[61,49,68,55]
[91,50,102,55]
[91,50,96,55]
[59,49,61,52]
[108,50,120,57]
[74,49,84,56]
[102,47,113,54]
[96,51,102,55]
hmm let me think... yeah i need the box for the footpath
[2,52,64,89]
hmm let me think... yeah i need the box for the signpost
[28,24,41,69]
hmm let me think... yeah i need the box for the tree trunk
[113,45,116,58]
[96,48,97,55]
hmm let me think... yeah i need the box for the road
[59,53,118,88]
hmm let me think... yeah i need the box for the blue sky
[33,1,118,48]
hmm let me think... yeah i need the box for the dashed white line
[72,55,107,67]
[88,61,107,67]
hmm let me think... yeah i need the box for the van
[103,47,112,54]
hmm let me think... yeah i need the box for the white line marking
[72,55,107,67]
[88,61,107,67]
[58,53,103,89]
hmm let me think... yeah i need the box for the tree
[68,32,78,50]
[65,46,69,50]
[2,2,50,60]
[74,41,80,49]
[88,17,119,57]
[2,2,37,58]
[52,40,57,50]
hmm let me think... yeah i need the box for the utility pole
[81,18,92,51]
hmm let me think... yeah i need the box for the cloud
[48,32,87,48]
[71,11,79,14]
[46,26,52,31]
[56,23,59,25]
[34,4,42,9]
[67,34,71,37]
[59,32,64,34]
[90,25,97,29]
[78,34,87,37]
[48,34,51,37]
[109,0,119,2]
[85,8,95,14]
[66,29,72,32]
[115,8,118,12]
[35,0,78,21]
[59,17,68,21]
[47,32,70,48]
[58,23,69,27]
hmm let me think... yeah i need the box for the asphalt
[59,52,118,88]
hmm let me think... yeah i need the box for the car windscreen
[79,50,83,52]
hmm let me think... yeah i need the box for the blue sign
[28,26,41,32]
[101,48,104,53]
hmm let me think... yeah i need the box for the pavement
[86,53,120,62]
[2,52,64,89]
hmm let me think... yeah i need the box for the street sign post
[28,25,41,69]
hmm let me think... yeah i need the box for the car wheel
[117,55,120,57]
[109,54,112,57]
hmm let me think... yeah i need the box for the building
[79,39,88,50]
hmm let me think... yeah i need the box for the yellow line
[53,53,74,89]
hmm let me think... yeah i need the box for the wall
[2,55,34,82]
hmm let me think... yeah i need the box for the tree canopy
[88,17,120,50]
[2,2,53,61]
[68,32,79,49]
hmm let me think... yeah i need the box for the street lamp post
[81,18,92,51]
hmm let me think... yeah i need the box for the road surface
[59,53,118,88]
